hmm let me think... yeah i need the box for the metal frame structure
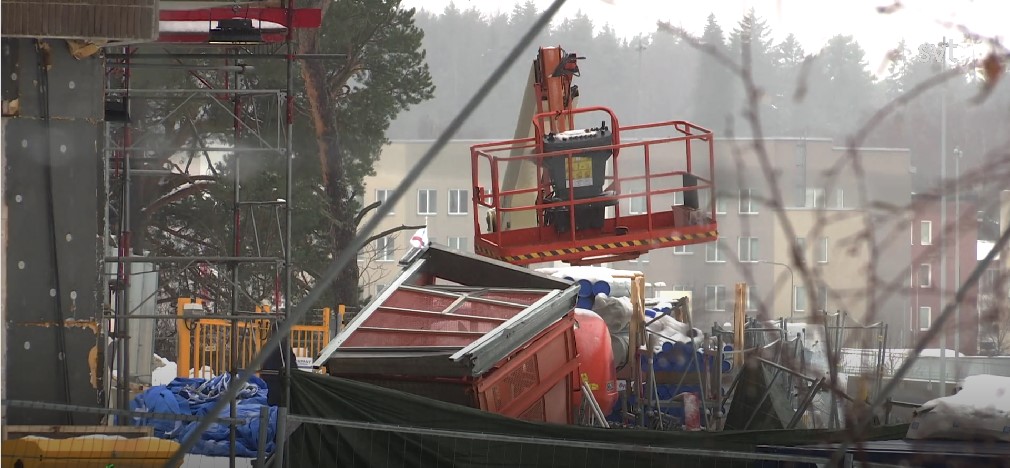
[99,2,324,466]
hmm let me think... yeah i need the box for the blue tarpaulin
[131,373,277,457]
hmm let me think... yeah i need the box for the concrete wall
[772,210,870,325]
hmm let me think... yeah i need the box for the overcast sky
[401,0,1006,77]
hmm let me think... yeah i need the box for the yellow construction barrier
[176,298,333,377]
[2,436,181,467]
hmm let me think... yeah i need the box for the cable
[165,1,568,463]
[35,39,75,425]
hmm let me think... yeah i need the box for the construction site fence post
[274,406,288,468]
[256,405,270,468]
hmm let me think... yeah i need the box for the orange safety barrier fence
[176,298,343,377]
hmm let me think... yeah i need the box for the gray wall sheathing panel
[2,40,19,113]
[5,325,101,424]
[7,39,104,120]
[4,119,102,324]
[2,38,105,424]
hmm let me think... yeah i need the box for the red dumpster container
[318,256,581,424]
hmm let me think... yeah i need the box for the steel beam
[106,53,347,60]
[106,256,280,263]
[158,6,322,28]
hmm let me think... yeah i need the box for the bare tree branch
[354,200,382,227]
[361,224,425,247]
[141,181,215,216]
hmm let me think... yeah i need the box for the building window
[816,237,829,263]
[705,242,725,263]
[706,285,726,311]
[715,194,727,215]
[738,237,759,263]
[672,245,692,255]
[739,189,758,214]
[746,288,758,311]
[674,190,684,206]
[920,220,932,245]
[817,286,827,312]
[417,189,437,215]
[793,141,807,207]
[794,285,807,312]
[919,306,931,331]
[376,236,395,262]
[375,283,388,295]
[375,189,394,215]
[805,188,825,208]
[794,237,807,263]
[447,236,468,251]
[918,263,931,288]
[448,189,469,215]
[835,188,845,209]
[672,284,692,292]
[628,187,647,214]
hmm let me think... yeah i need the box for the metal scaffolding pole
[279,3,297,466]
[228,50,242,468]
[938,37,949,398]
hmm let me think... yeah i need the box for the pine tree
[728,9,776,135]
[803,34,877,137]
[690,14,736,133]
[297,0,435,310]
[771,33,808,136]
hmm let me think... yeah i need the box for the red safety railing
[471,109,718,265]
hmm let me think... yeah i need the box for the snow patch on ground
[922,374,1010,415]
[152,354,178,386]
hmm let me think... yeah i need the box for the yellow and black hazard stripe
[477,230,718,263]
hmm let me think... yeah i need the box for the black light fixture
[209,19,263,44]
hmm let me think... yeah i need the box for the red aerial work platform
[472,106,718,266]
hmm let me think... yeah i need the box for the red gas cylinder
[572,309,618,414]
[679,392,702,430]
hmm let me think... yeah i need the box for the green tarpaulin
[287,371,908,467]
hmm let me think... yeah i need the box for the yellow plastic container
[2,436,181,468]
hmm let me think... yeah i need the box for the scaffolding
[99,2,325,466]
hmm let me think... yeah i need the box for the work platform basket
[471,107,719,265]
